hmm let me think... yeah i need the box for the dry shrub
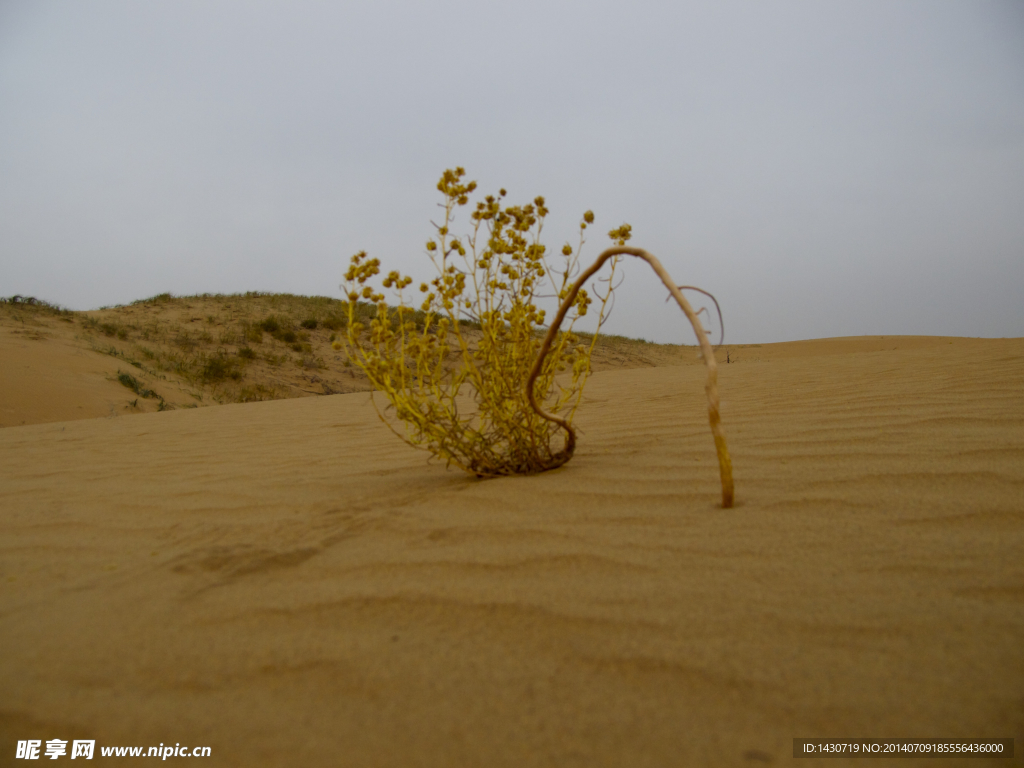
[338,168,734,506]
[338,168,616,476]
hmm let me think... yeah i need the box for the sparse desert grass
[116,371,160,401]
[61,291,395,403]
[200,353,243,384]
[4,286,697,413]
[0,295,72,317]
[0,295,75,340]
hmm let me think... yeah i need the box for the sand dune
[0,294,690,428]
[1,335,1022,766]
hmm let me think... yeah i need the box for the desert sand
[1,334,1022,766]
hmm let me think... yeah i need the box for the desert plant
[132,292,174,305]
[1,295,73,318]
[99,322,128,339]
[259,316,282,334]
[200,353,242,383]
[338,168,735,506]
[117,371,159,399]
[337,168,622,477]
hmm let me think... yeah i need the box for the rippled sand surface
[2,336,1022,766]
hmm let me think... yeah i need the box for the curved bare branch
[525,246,735,508]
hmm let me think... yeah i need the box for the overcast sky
[1,1,1022,343]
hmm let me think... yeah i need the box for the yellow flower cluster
[337,168,621,476]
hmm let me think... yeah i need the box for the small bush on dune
[117,371,158,399]
[336,168,734,505]
[257,315,307,345]
[200,353,243,384]
[339,168,617,478]
[2,295,45,307]
[1,295,73,318]
[130,292,174,306]
[99,322,129,340]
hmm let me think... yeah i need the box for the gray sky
[2,0,1022,343]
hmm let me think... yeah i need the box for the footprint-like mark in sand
[170,544,320,592]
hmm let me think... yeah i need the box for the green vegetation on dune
[2,290,693,411]
[73,292,363,403]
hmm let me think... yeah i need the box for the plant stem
[525,246,735,508]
